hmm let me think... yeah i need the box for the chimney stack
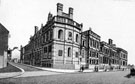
[41,24,43,28]
[57,3,63,16]
[34,26,38,34]
[108,39,113,45]
[48,12,53,21]
[69,7,73,19]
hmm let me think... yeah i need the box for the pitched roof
[0,23,9,34]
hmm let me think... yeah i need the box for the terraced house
[22,3,128,70]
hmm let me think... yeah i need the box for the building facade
[117,48,128,69]
[99,39,122,70]
[22,3,128,70]
[81,29,101,69]
[23,3,83,69]
[0,23,9,68]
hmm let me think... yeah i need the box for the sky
[0,0,135,65]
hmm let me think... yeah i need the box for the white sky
[0,0,134,65]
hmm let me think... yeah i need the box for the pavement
[15,64,105,78]
[0,62,24,79]
[18,63,97,73]
[16,70,64,78]
[0,62,123,79]
[0,72,22,79]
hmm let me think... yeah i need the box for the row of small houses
[20,3,128,70]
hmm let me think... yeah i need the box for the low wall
[89,65,96,70]
[53,64,75,69]
[0,56,4,68]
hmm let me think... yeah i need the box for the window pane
[48,45,52,52]
[44,47,47,53]
[58,30,63,40]
[76,52,78,57]
[76,34,78,42]
[58,50,63,56]
[69,32,72,37]
[68,32,72,40]
[68,47,71,57]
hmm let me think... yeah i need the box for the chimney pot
[34,26,38,34]
[41,24,43,28]
[69,7,73,14]
[69,7,73,19]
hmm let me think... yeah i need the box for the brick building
[99,39,121,70]
[22,3,128,70]
[81,29,101,69]
[117,47,128,69]
[23,3,83,69]
[0,23,9,68]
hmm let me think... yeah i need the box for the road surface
[1,62,134,84]
[10,62,64,78]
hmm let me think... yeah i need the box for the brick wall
[0,24,9,56]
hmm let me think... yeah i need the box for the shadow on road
[125,74,132,78]
[125,74,135,78]
[125,68,135,78]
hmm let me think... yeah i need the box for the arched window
[76,34,79,42]
[69,32,72,37]
[68,47,71,57]
[58,30,63,40]
[68,32,72,40]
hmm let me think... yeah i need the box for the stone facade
[22,3,128,70]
